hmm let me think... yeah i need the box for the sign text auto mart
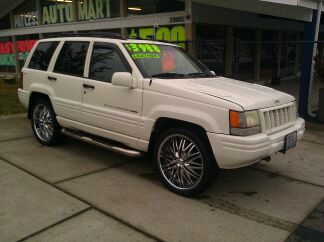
[14,0,112,27]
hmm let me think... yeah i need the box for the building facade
[0,0,323,116]
[0,0,317,77]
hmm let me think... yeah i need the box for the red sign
[0,40,37,54]
[162,50,175,73]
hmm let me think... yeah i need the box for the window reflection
[54,41,89,76]
[89,43,128,82]
[29,41,59,71]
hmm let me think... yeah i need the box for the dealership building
[0,0,323,116]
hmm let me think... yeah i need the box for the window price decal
[124,43,162,59]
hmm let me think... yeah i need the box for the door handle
[48,76,57,81]
[83,84,95,89]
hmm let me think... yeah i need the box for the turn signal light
[229,111,239,128]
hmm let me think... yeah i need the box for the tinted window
[29,41,59,71]
[54,41,89,77]
[89,43,128,82]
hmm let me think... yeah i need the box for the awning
[0,0,25,19]
[192,0,319,22]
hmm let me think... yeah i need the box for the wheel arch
[148,117,212,156]
[28,92,52,119]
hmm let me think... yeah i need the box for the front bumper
[207,118,305,169]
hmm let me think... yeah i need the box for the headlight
[229,110,261,136]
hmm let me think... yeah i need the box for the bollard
[318,88,324,122]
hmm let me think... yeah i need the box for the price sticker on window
[124,43,161,58]
[132,53,161,59]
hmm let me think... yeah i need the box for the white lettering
[57,4,65,23]
[14,15,22,27]
[15,0,112,26]
[14,12,38,28]
[23,14,30,27]
[96,0,104,19]
[78,0,88,20]
[65,3,73,22]
[49,5,58,24]
[88,0,96,20]
[43,7,50,24]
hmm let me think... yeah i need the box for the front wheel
[31,99,62,146]
[154,128,218,196]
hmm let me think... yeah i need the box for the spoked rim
[33,103,54,142]
[157,134,204,191]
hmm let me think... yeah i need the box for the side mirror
[112,72,133,88]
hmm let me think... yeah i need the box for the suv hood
[170,77,295,110]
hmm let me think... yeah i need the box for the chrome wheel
[33,103,54,142]
[157,134,204,191]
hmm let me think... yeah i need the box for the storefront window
[196,25,225,75]
[235,28,255,81]
[127,0,184,16]
[260,30,276,82]
[280,32,297,77]
[13,0,37,28]
[0,37,15,73]
[16,35,39,70]
[0,35,38,72]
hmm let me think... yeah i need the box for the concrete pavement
[0,159,89,242]
[0,114,323,241]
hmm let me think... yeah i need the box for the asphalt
[0,114,323,242]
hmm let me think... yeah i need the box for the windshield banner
[124,43,162,59]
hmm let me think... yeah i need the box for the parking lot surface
[0,114,323,242]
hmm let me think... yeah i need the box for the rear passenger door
[25,40,60,99]
[82,42,142,139]
[48,40,90,121]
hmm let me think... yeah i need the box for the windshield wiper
[186,72,213,78]
[151,72,186,78]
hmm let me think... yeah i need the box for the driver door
[81,42,142,140]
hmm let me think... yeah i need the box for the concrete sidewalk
[0,114,323,242]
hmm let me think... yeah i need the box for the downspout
[308,0,323,117]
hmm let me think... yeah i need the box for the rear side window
[89,43,129,82]
[28,41,59,71]
[54,41,89,77]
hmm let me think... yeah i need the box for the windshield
[123,43,215,79]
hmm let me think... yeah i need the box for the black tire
[31,99,62,146]
[153,128,218,196]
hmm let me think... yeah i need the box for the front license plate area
[284,131,297,152]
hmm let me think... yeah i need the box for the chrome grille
[262,103,296,134]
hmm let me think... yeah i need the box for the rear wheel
[154,128,218,196]
[31,99,62,145]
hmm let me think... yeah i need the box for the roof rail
[47,31,127,40]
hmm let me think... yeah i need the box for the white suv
[18,34,305,196]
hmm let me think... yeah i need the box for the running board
[61,128,143,157]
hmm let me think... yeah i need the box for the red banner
[0,40,37,54]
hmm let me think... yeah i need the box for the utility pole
[308,0,323,117]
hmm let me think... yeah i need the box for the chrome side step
[61,128,143,157]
